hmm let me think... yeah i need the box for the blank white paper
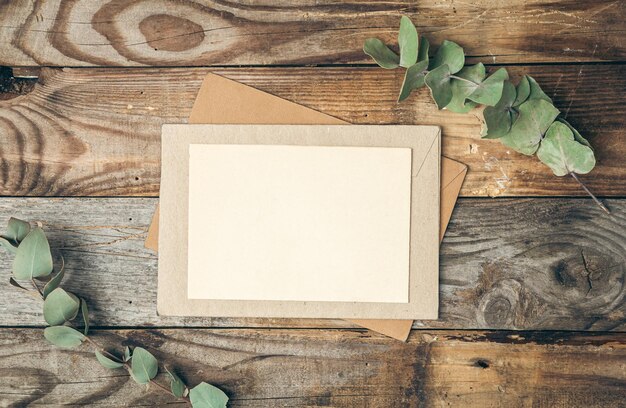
[187,144,412,303]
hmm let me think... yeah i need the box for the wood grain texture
[0,0,624,67]
[0,197,623,331]
[0,328,624,407]
[0,65,624,197]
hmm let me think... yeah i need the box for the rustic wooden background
[0,1,625,406]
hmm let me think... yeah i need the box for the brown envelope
[145,73,467,340]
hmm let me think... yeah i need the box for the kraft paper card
[146,73,467,340]
[158,124,440,320]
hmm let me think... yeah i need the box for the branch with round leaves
[364,16,608,214]
[0,218,229,408]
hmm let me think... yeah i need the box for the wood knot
[466,263,538,328]
[474,359,490,369]
[551,247,623,299]
[139,14,205,52]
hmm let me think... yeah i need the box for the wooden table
[0,1,625,406]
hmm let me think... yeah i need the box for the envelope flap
[191,74,345,125]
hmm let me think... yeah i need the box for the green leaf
[537,121,596,176]
[44,326,85,349]
[483,81,518,139]
[398,16,418,68]
[363,38,400,69]
[43,257,65,298]
[189,382,229,408]
[95,350,124,369]
[166,367,187,398]
[513,76,530,107]
[7,218,31,243]
[425,64,453,109]
[13,228,53,280]
[0,236,17,254]
[527,75,552,103]
[429,40,464,74]
[130,347,158,384]
[558,118,592,148]
[446,63,485,113]
[43,288,80,326]
[499,99,560,155]
[466,68,509,106]
[81,298,89,335]
[398,60,429,101]
[417,37,429,63]
[124,346,132,362]
[9,277,30,291]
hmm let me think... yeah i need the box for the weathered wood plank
[0,328,624,407]
[0,197,623,331]
[0,0,624,67]
[0,66,624,197]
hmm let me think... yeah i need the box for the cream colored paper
[158,124,440,319]
[188,144,412,303]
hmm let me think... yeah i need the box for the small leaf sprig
[364,16,608,214]
[0,218,228,408]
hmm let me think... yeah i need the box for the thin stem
[81,333,111,357]
[30,279,43,298]
[148,376,189,402]
[570,172,610,214]
[450,75,478,85]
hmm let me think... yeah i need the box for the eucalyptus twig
[0,218,228,407]
[365,16,603,212]
[570,172,611,214]
[81,332,191,403]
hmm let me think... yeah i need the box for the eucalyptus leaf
[398,60,429,101]
[417,36,429,63]
[425,64,453,109]
[363,38,400,69]
[513,75,530,106]
[429,40,464,74]
[130,347,158,384]
[446,63,485,113]
[0,236,17,254]
[124,346,132,362]
[43,288,80,326]
[9,277,29,291]
[466,68,509,106]
[558,118,592,148]
[537,121,595,176]
[165,367,187,398]
[44,326,85,349]
[500,99,560,155]
[43,258,65,298]
[95,350,124,369]
[189,382,229,408]
[7,218,31,243]
[398,16,418,68]
[483,81,518,139]
[81,298,89,335]
[446,85,477,113]
[527,75,552,103]
[13,227,53,280]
